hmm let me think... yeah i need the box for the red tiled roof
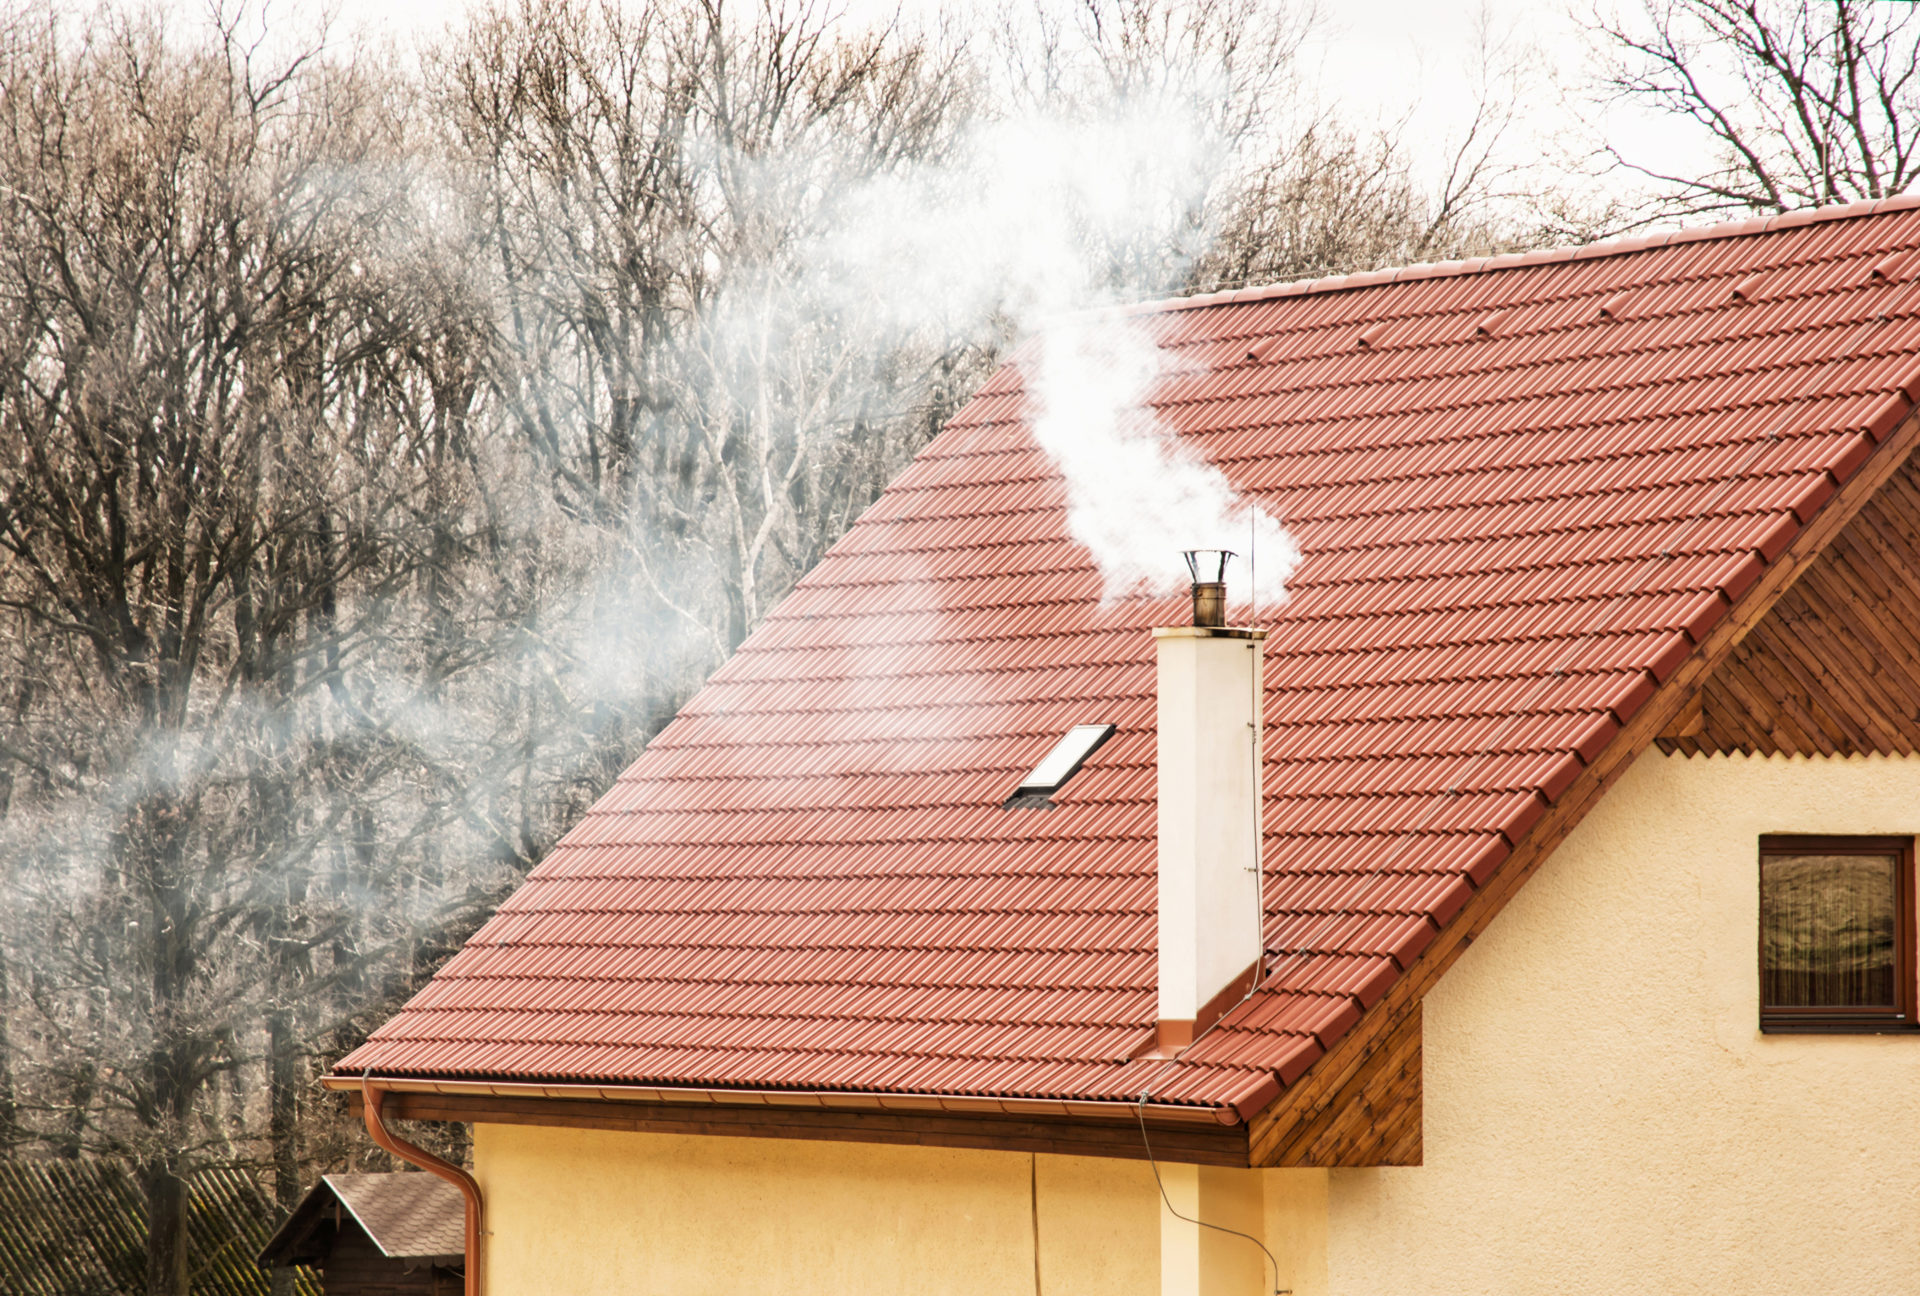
[339,197,1920,1113]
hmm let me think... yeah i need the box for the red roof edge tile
[1867,389,1916,441]
[1116,195,1920,318]
[1646,633,1692,684]
[1608,675,1657,745]
[1428,876,1475,928]
[1351,959,1399,1009]
[1720,553,1765,604]
[1313,999,1364,1050]
[1788,475,1837,523]
[1465,838,1512,888]
[1386,918,1440,970]
[1680,591,1732,646]
[1571,714,1621,766]
[1497,792,1548,846]
[1537,751,1585,804]
[1755,514,1802,563]
[1228,1071,1283,1121]
[1830,433,1876,484]
[1273,1037,1325,1086]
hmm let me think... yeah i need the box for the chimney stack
[1154,551,1265,1052]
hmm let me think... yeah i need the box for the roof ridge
[1121,193,1920,317]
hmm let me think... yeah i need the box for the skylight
[1007,724,1115,806]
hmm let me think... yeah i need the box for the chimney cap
[1182,549,1236,584]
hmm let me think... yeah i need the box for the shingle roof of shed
[339,197,1920,1113]
[327,1174,464,1260]
[257,1173,465,1266]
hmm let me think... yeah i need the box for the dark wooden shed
[257,1173,464,1296]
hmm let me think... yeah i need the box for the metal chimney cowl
[1152,553,1266,1053]
[1182,548,1231,628]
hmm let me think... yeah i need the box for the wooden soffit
[343,1088,1254,1168]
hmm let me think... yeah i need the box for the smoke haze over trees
[3,0,1914,1292]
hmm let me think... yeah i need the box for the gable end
[1247,395,1920,1165]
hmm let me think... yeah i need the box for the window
[1759,835,1915,1033]
[1003,724,1114,809]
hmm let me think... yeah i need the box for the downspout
[362,1076,484,1296]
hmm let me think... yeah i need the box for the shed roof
[337,197,1920,1116]
[258,1173,465,1267]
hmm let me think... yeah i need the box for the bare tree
[434,0,990,657]
[1587,0,1920,219]
[0,11,499,1292]
[997,0,1562,293]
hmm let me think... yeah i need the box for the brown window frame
[1759,834,1917,1034]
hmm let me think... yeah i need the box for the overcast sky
[52,0,1710,232]
[304,0,1698,214]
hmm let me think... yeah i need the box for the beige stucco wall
[473,1122,1175,1296]
[475,1119,1336,1296]
[1329,751,1920,1294]
[471,752,1920,1296]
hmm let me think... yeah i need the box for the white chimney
[1154,550,1266,1051]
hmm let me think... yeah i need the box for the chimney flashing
[1139,960,1262,1059]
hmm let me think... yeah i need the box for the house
[0,1158,317,1296]
[328,197,1920,1295]
[257,1172,465,1295]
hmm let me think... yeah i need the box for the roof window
[1004,724,1115,809]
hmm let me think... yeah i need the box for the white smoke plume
[1026,315,1300,604]
[817,92,1302,606]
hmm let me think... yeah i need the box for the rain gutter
[325,1072,1255,1126]
[361,1077,485,1296]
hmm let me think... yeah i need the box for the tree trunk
[0,955,16,1144]
[139,785,199,1296]
[142,1153,191,1296]
[269,1007,301,1296]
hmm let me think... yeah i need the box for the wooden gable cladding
[1659,456,1920,758]
[1249,1003,1421,1167]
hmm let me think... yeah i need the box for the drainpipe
[362,1076,484,1296]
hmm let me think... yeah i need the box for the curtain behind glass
[1761,852,1899,1009]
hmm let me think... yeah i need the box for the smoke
[813,88,1302,606]
[1026,316,1300,603]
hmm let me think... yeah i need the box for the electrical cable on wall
[1134,1096,1286,1296]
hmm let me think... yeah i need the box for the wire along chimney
[1152,550,1265,1053]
